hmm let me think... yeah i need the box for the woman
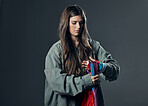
[44,5,120,106]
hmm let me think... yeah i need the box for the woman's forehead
[70,15,83,21]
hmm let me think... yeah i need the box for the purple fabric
[92,88,98,106]
[91,61,99,106]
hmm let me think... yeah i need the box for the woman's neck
[71,36,79,47]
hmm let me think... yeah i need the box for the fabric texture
[82,60,101,106]
[81,89,94,106]
[91,61,99,106]
[44,39,120,106]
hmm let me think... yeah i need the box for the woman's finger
[85,67,88,70]
[95,78,99,81]
[82,62,87,65]
[94,75,99,78]
[89,56,95,61]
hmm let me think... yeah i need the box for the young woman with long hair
[44,5,120,106]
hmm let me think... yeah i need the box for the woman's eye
[72,22,76,25]
[72,21,83,25]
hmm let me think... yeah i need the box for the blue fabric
[99,62,103,71]
[90,61,99,106]
[90,62,95,76]
[90,62,95,90]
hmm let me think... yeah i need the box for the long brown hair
[58,5,92,76]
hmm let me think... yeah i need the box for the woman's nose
[76,23,80,29]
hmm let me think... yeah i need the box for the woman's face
[69,15,83,37]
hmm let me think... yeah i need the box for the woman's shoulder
[50,40,62,50]
[88,38,101,48]
[47,40,62,55]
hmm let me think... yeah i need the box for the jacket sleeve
[94,41,120,82]
[44,43,93,96]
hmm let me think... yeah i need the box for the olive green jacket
[44,39,120,106]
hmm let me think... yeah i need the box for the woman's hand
[89,56,95,61]
[81,57,95,70]
[90,74,100,85]
[81,57,97,70]
[81,60,89,70]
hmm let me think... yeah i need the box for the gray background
[0,0,148,106]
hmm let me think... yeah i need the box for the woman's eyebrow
[72,20,76,22]
[71,20,83,22]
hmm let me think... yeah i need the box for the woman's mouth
[75,30,79,33]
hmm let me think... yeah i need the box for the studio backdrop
[0,0,148,106]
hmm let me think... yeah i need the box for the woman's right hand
[90,74,100,85]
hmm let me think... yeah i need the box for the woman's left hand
[81,57,96,70]
[81,60,89,70]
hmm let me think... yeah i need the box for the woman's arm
[94,41,120,82]
[44,43,94,96]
